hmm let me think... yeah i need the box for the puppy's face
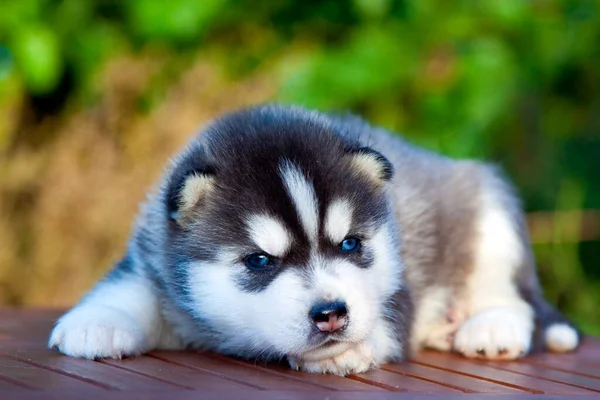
[164,108,404,361]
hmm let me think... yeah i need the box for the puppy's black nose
[309,301,348,333]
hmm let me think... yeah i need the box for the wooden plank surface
[1,308,599,399]
[413,352,593,394]
[0,356,103,391]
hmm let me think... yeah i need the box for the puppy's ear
[347,147,394,184]
[166,166,217,222]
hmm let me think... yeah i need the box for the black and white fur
[49,105,579,375]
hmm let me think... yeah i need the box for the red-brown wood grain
[1,308,599,399]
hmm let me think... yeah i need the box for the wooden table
[1,309,599,399]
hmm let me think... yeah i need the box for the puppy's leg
[49,255,182,359]
[454,169,578,359]
[411,287,465,352]
[453,173,535,360]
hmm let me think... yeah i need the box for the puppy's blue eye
[341,238,361,252]
[244,253,271,271]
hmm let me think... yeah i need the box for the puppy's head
[163,105,405,361]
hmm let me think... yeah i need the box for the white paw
[289,342,376,376]
[454,307,533,360]
[49,305,147,359]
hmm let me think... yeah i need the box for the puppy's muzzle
[309,301,348,333]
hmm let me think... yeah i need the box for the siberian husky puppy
[49,105,579,375]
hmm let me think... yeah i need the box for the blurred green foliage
[0,0,599,333]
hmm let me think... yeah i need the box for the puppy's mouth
[308,328,348,347]
[305,327,353,355]
[299,317,353,358]
[320,339,340,347]
[296,339,353,361]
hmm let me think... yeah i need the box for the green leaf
[11,24,63,94]
[0,46,13,81]
[353,0,391,19]
[127,0,226,43]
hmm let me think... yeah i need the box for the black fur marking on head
[235,239,315,292]
[164,105,396,293]
[235,260,286,293]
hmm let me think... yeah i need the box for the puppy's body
[50,105,579,375]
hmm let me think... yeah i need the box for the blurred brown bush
[0,55,274,306]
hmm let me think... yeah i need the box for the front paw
[49,305,147,359]
[288,343,376,376]
[453,307,533,360]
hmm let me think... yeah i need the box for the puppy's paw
[454,307,533,360]
[289,343,376,376]
[49,305,147,359]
